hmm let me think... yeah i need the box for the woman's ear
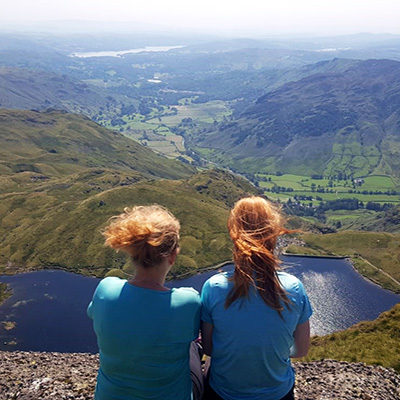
[168,248,179,266]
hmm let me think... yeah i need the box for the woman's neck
[128,262,170,291]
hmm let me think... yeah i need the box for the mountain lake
[0,255,399,353]
[69,46,184,58]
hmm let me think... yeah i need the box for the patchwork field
[101,99,232,160]
[257,173,400,229]
[259,173,399,201]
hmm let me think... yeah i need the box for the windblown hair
[226,196,292,315]
[103,205,180,268]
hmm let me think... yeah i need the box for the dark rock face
[0,351,399,399]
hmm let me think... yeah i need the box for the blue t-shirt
[88,277,201,400]
[201,271,312,400]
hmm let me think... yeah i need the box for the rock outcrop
[0,351,399,399]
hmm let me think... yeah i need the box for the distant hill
[345,205,400,233]
[0,67,133,117]
[0,109,257,277]
[193,59,400,180]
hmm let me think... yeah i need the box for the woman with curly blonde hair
[88,205,201,400]
[201,196,312,400]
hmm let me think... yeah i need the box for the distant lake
[0,256,399,353]
[70,46,184,58]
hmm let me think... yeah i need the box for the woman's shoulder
[95,276,126,295]
[173,286,199,295]
[172,286,201,302]
[203,271,232,290]
[99,276,126,285]
[278,270,298,281]
[278,270,306,294]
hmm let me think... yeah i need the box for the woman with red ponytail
[201,196,312,400]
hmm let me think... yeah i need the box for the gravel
[0,351,399,399]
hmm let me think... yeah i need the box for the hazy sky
[2,0,400,36]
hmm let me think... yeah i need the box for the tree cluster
[283,198,394,224]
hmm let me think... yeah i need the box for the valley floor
[0,351,398,399]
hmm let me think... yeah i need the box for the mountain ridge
[193,59,400,179]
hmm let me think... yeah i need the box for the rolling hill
[0,108,192,181]
[0,109,257,278]
[193,59,400,180]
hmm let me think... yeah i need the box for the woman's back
[201,270,311,400]
[88,277,201,400]
[201,197,312,400]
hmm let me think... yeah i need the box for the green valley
[118,99,232,161]
[1,37,400,291]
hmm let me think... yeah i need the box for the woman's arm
[290,320,310,358]
[201,321,214,356]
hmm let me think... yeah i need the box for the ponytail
[225,197,293,316]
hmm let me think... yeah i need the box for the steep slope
[0,110,257,277]
[303,303,400,373]
[194,59,400,179]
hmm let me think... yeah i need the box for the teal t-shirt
[87,277,201,400]
[201,271,312,400]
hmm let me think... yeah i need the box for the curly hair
[102,205,180,268]
[226,196,292,315]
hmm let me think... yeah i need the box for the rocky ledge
[0,351,399,399]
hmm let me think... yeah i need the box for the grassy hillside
[0,109,257,278]
[0,108,193,181]
[287,231,400,293]
[343,205,400,233]
[0,173,257,278]
[302,303,400,373]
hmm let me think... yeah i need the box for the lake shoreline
[284,252,400,293]
[282,253,347,259]
[1,250,399,312]
[1,256,399,352]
